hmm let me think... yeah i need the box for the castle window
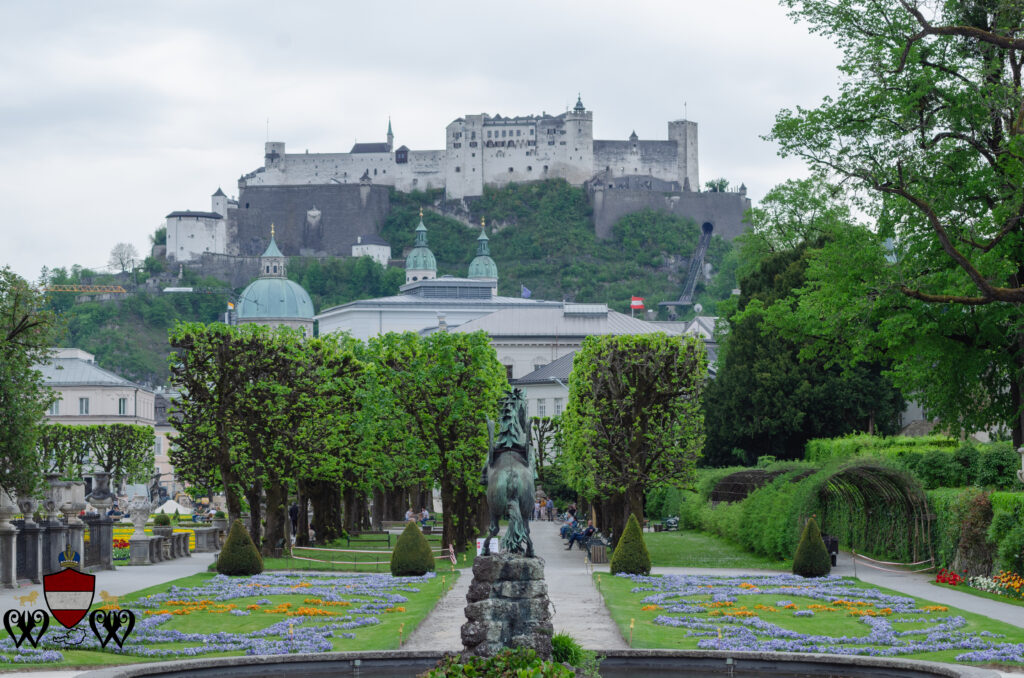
[455,166,461,173]
[273,265,278,273]
[487,131,492,138]
[79,398,89,415]
[469,141,477,147]
[118,398,127,416]
[471,131,476,139]
[527,166,532,171]
[548,141,554,146]
[374,169,377,175]
[48,399,59,416]
[530,129,534,135]
[543,165,548,172]
[560,141,566,145]
[509,167,513,173]
[501,130,506,138]
[516,130,521,136]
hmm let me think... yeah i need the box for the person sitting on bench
[567,520,596,550]
[559,515,577,539]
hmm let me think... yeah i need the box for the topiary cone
[792,516,831,578]
[610,513,651,575]
[216,519,264,576]
[391,521,435,576]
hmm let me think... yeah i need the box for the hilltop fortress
[165,96,749,266]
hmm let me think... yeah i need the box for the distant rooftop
[166,210,223,220]
[513,351,576,385]
[350,142,391,154]
[37,351,144,388]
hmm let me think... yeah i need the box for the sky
[0,1,843,282]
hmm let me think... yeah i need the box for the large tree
[771,0,1024,444]
[364,331,507,552]
[561,333,707,542]
[0,267,58,496]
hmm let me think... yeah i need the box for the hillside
[48,180,740,385]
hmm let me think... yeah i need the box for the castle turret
[265,141,286,169]
[668,119,698,190]
[211,187,228,217]
[386,118,394,152]
[468,218,498,296]
[405,209,437,283]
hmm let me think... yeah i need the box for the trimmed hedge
[793,516,831,577]
[390,521,435,576]
[610,514,651,575]
[805,434,956,462]
[217,519,263,576]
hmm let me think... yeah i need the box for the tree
[150,226,166,247]
[364,331,507,552]
[37,425,89,480]
[108,243,139,273]
[704,178,730,193]
[85,424,155,487]
[703,242,905,466]
[561,333,707,543]
[0,267,58,495]
[530,416,561,485]
[770,0,1024,445]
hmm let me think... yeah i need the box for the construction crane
[44,285,127,294]
[659,222,714,319]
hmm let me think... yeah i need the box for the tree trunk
[219,460,243,526]
[627,484,645,528]
[262,479,287,557]
[308,479,343,543]
[243,480,263,549]
[440,473,456,552]
[295,479,310,547]
[371,488,385,530]
[604,493,627,549]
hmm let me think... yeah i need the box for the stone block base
[129,537,153,565]
[460,553,552,660]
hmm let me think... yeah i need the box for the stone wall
[591,183,751,241]
[593,140,679,183]
[232,183,391,257]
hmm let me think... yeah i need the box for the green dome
[468,228,497,279]
[237,278,314,320]
[406,217,436,272]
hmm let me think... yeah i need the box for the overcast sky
[0,1,842,281]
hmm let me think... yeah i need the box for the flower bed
[113,538,130,561]
[965,572,1024,602]
[614,573,1024,664]
[0,572,437,664]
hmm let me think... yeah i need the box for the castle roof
[166,210,222,220]
[350,142,390,154]
[356,233,390,247]
[396,145,410,152]
[212,187,226,197]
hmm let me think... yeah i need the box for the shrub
[792,516,831,577]
[610,514,650,575]
[551,632,583,665]
[153,513,171,526]
[172,508,181,523]
[996,525,1024,576]
[390,521,435,576]
[216,519,264,576]
[987,509,1017,546]
[678,492,703,530]
[214,510,226,518]
[423,648,573,677]
[975,442,1019,489]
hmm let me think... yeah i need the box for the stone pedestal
[41,520,68,575]
[129,537,152,565]
[14,521,42,583]
[92,516,114,570]
[193,528,219,552]
[66,522,85,564]
[0,529,16,588]
[461,553,553,660]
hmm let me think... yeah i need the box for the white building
[352,233,392,267]
[39,349,156,426]
[165,188,233,262]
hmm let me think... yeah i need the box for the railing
[851,550,935,575]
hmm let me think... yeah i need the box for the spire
[476,226,491,257]
[574,93,585,113]
[260,224,285,277]
[468,214,497,282]
[387,117,394,151]
[387,118,393,136]
[414,208,428,247]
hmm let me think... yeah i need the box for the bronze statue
[481,388,536,557]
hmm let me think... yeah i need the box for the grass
[255,533,478,573]
[932,581,1024,609]
[597,573,1024,667]
[4,569,458,668]
[643,530,790,570]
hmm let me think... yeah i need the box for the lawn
[931,581,1024,609]
[0,569,457,668]
[598,571,1024,666]
[260,533,478,573]
[643,530,790,571]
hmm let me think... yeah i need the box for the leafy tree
[561,333,707,542]
[150,226,166,247]
[770,0,1024,445]
[704,178,730,193]
[704,243,905,465]
[364,331,507,552]
[37,424,89,480]
[85,424,155,487]
[108,243,139,273]
[0,267,58,495]
[529,415,561,484]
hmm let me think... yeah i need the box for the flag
[521,285,532,299]
[631,296,644,309]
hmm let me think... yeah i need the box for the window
[471,131,476,140]
[516,130,521,136]
[118,398,127,415]
[455,166,461,173]
[509,167,514,173]
[554,398,563,415]
[487,131,492,138]
[505,365,514,380]
[529,129,534,135]
[273,265,278,273]
[501,130,506,138]
[48,399,60,416]
[79,398,89,415]
[537,399,547,417]
[534,363,545,372]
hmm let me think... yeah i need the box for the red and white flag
[44,567,95,629]
[630,296,645,310]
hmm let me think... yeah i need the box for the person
[107,504,122,519]
[567,520,596,550]
[533,500,541,520]
[289,503,299,533]
[419,507,430,526]
[559,514,577,540]
[405,507,415,522]
[567,503,578,520]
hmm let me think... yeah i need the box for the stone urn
[0,489,17,532]
[129,495,151,538]
[17,495,38,528]
[62,480,88,526]
[86,471,114,511]
[44,474,65,522]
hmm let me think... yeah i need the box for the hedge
[805,434,956,463]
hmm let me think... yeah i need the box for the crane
[44,285,127,294]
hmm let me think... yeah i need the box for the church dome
[237,277,314,321]
[406,212,436,273]
[468,227,497,279]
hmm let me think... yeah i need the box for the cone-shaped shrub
[792,516,831,577]
[610,513,651,575]
[153,512,171,526]
[390,521,435,576]
[216,519,264,576]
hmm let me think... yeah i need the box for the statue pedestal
[129,537,152,565]
[461,554,553,660]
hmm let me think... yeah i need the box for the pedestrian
[534,500,541,520]
[288,502,299,534]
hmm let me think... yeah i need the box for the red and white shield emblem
[43,568,96,629]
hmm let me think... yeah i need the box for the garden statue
[481,388,536,557]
